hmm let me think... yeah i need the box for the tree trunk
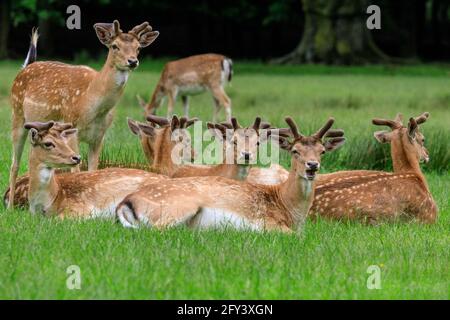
[272,0,389,64]
[0,0,10,59]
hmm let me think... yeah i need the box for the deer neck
[391,132,428,189]
[86,53,128,113]
[151,128,178,176]
[278,162,314,230]
[28,158,59,215]
[391,132,423,172]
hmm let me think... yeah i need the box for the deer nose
[71,155,81,164]
[306,161,319,171]
[127,59,138,68]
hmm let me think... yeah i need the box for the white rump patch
[192,208,261,231]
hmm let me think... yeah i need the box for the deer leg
[212,87,232,122]
[8,122,27,209]
[166,91,177,118]
[87,138,104,171]
[181,95,189,117]
[212,97,221,123]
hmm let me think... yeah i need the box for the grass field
[0,60,448,299]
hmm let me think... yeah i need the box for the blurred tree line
[0,0,449,64]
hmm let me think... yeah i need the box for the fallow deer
[310,112,437,223]
[116,117,345,231]
[8,20,159,208]
[19,121,164,218]
[128,115,270,180]
[137,53,233,122]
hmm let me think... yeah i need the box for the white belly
[191,207,261,231]
[178,84,206,96]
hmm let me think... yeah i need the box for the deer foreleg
[87,138,104,171]
[8,119,27,209]
[212,87,232,122]
[166,91,177,118]
[181,95,189,117]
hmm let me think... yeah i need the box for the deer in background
[8,20,159,208]
[15,121,164,218]
[128,115,270,180]
[137,53,233,122]
[311,112,437,223]
[116,117,345,231]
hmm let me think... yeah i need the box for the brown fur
[116,117,345,232]
[22,121,165,218]
[310,113,437,223]
[8,21,159,209]
[139,54,233,121]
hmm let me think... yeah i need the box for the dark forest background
[1,0,449,64]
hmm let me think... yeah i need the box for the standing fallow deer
[310,112,437,223]
[116,117,345,231]
[8,20,159,209]
[16,121,164,218]
[137,53,233,122]
[128,115,270,180]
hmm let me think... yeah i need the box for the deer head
[94,20,159,71]
[207,117,271,165]
[271,117,345,180]
[24,121,80,168]
[127,115,197,165]
[373,112,430,164]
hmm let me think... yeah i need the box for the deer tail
[22,27,39,69]
[222,57,233,82]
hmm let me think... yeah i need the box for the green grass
[0,60,449,299]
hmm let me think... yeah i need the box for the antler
[112,20,122,36]
[414,112,429,125]
[24,121,55,131]
[372,117,402,129]
[324,129,344,138]
[146,115,170,127]
[184,117,198,128]
[52,122,74,131]
[284,117,302,139]
[252,117,262,130]
[313,118,335,140]
[231,118,241,130]
[129,22,150,38]
[170,115,180,132]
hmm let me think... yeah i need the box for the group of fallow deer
[4,20,437,234]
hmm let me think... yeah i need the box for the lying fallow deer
[128,115,270,180]
[310,112,437,223]
[137,54,233,122]
[127,115,198,175]
[8,20,159,209]
[17,121,164,218]
[116,117,345,231]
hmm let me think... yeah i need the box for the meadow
[0,60,448,299]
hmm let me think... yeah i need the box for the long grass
[0,60,448,299]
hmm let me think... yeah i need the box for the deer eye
[111,44,119,51]
[43,142,55,149]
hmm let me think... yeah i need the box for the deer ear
[94,23,114,46]
[324,137,346,152]
[127,118,140,136]
[138,123,155,137]
[373,130,392,144]
[61,129,78,138]
[271,135,291,151]
[139,30,159,48]
[29,128,40,144]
